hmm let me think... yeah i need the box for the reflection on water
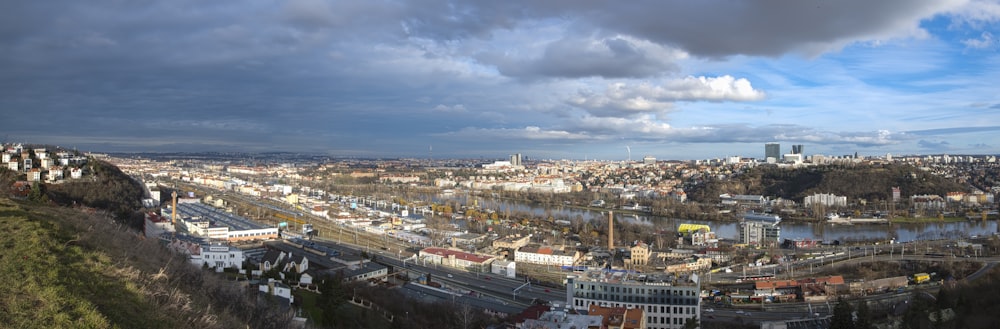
[431,192,997,243]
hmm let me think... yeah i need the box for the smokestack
[171,191,178,225]
[608,211,614,251]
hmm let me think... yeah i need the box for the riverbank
[890,216,967,224]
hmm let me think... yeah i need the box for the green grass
[0,198,206,329]
[294,290,324,324]
[292,290,392,329]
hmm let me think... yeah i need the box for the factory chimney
[171,191,178,225]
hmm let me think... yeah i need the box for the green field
[0,198,286,329]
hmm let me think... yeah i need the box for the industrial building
[166,200,279,242]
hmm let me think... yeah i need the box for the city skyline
[3,1,1000,160]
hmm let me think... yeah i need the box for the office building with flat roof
[764,143,780,162]
[740,213,781,247]
[565,270,700,329]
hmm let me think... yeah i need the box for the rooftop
[421,247,494,264]
[572,270,699,287]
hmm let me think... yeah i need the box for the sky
[2,1,1000,161]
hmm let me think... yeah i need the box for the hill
[0,198,292,329]
[687,164,967,204]
[43,159,147,227]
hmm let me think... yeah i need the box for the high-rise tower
[510,153,522,166]
[764,143,780,161]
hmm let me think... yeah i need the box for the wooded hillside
[688,164,967,203]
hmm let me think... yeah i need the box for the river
[425,192,997,243]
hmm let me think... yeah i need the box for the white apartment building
[514,245,579,266]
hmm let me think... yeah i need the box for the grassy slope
[0,198,253,329]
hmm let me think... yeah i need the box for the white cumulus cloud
[568,75,765,117]
[962,31,996,49]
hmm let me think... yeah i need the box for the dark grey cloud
[918,140,951,149]
[481,36,680,79]
[391,0,957,57]
[584,0,956,57]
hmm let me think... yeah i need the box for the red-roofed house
[10,181,30,199]
[419,247,495,272]
[588,304,646,329]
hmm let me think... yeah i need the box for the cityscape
[4,1,1000,329]
[3,140,1000,328]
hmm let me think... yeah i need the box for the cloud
[568,76,765,116]
[564,119,911,147]
[580,1,958,57]
[433,104,467,113]
[481,35,684,79]
[918,139,951,149]
[2,1,999,158]
[438,126,590,141]
[388,1,972,58]
[905,126,1000,135]
[944,0,1000,27]
[439,117,913,150]
[962,31,997,49]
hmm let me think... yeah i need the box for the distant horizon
[81,146,1000,162]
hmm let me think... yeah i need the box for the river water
[426,192,997,243]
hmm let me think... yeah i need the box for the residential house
[520,310,602,329]
[492,235,531,249]
[28,168,41,182]
[283,253,309,274]
[196,244,245,271]
[588,304,646,329]
[260,250,286,273]
[10,181,30,199]
[630,241,650,265]
[46,166,64,182]
[515,245,579,266]
[258,278,294,306]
